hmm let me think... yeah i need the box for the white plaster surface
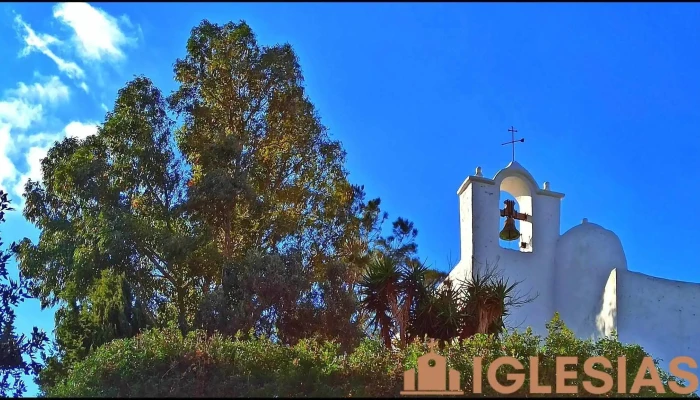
[449,161,700,374]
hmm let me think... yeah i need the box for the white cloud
[0,125,18,193]
[4,5,138,202]
[10,75,70,104]
[64,121,98,140]
[15,15,86,80]
[0,76,87,199]
[53,2,137,62]
[0,76,70,130]
[0,100,42,131]
[12,145,52,199]
[14,2,139,82]
[0,75,70,193]
[100,103,108,112]
[15,132,62,147]
[7,121,99,200]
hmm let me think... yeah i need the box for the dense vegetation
[3,19,694,397]
[46,315,694,397]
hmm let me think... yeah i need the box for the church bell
[499,217,520,241]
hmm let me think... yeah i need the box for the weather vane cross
[502,126,525,162]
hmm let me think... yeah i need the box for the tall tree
[0,191,48,397]
[16,77,204,388]
[169,20,363,266]
[17,18,421,393]
[169,19,389,346]
[18,77,205,330]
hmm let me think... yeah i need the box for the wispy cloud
[0,76,68,131]
[15,15,86,80]
[53,2,138,63]
[0,76,72,196]
[10,121,99,200]
[0,125,18,194]
[10,75,70,104]
[14,3,139,83]
[3,3,139,204]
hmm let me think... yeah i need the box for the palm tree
[358,252,401,348]
[358,253,444,349]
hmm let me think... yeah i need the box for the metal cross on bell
[499,199,528,242]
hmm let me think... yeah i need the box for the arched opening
[498,176,533,253]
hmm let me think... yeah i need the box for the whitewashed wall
[451,162,700,373]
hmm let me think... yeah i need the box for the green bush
[47,314,696,397]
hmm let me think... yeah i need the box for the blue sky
[1,2,700,396]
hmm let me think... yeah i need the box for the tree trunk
[177,287,188,335]
[477,297,503,334]
[389,296,408,348]
[381,325,392,350]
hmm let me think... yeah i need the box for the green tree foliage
[46,314,695,398]
[15,19,394,391]
[169,19,411,347]
[0,191,48,397]
[167,20,389,349]
[169,19,367,264]
[17,78,194,389]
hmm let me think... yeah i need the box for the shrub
[47,314,696,397]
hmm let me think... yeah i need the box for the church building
[448,156,700,370]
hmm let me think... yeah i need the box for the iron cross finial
[502,126,525,162]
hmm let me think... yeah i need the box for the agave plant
[456,264,535,339]
[408,279,462,342]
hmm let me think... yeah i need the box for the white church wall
[492,250,552,337]
[452,178,477,282]
[451,161,700,380]
[531,191,562,252]
[616,269,700,373]
[507,189,562,335]
[554,221,627,339]
[453,163,565,337]
[450,175,499,283]
[595,268,618,339]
